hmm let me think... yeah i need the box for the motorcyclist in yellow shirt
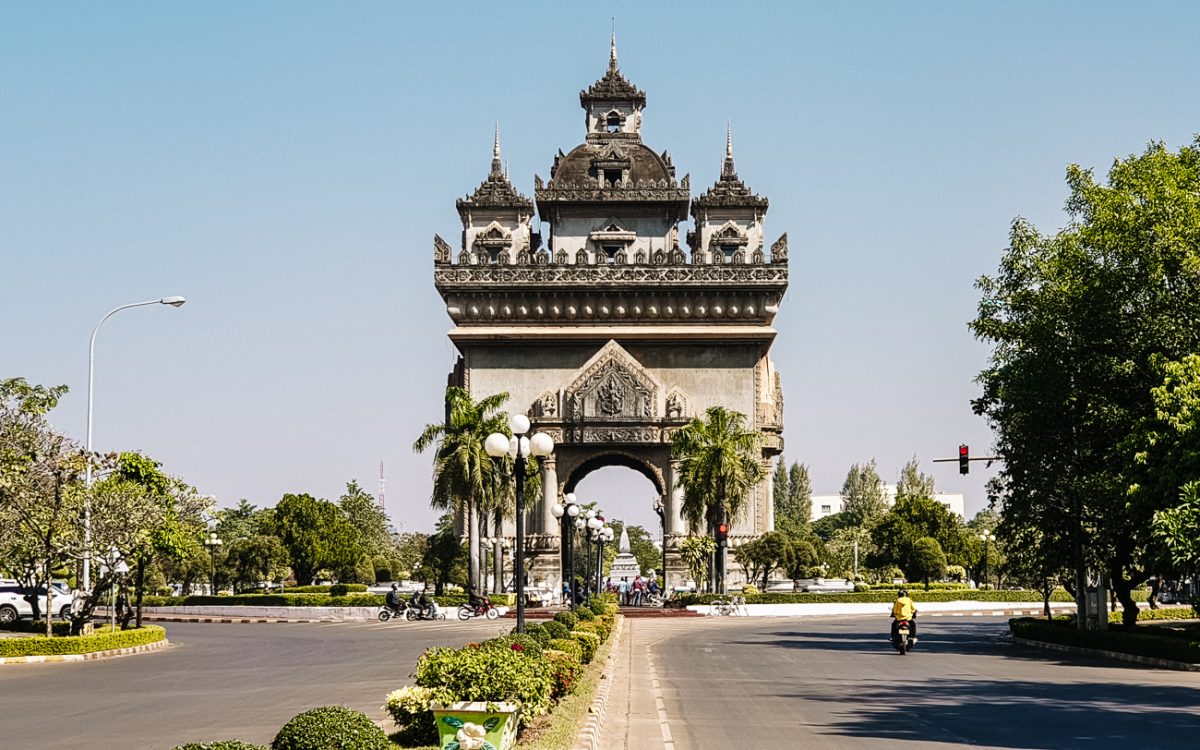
[891,588,918,645]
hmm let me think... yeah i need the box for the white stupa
[609,526,642,582]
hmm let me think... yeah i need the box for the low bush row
[384,598,620,747]
[1110,606,1199,624]
[141,591,517,609]
[868,583,971,591]
[670,589,1145,606]
[0,625,165,658]
[1009,616,1200,664]
[284,583,368,594]
[0,620,72,635]
[172,706,391,750]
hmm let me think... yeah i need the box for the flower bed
[384,602,620,748]
[0,625,165,658]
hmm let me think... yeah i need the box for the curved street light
[485,413,554,632]
[83,296,187,590]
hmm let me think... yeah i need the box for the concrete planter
[432,701,518,750]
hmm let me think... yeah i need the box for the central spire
[491,123,502,177]
[610,29,619,73]
[722,123,737,178]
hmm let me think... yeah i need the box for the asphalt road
[0,617,511,750]
[607,615,1200,750]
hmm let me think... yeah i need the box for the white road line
[645,651,675,749]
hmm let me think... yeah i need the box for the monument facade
[433,39,789,590]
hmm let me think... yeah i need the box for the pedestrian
[632,576,644,606]
[618,578,629,606]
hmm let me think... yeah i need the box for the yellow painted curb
[0,637,169,666]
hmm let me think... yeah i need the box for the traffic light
[959,444,970,474]
[715,522,729,544]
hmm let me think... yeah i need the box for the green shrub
[553,610,578,629]
[384,685,449,747]
[593,591,618,607]
[517,622,552,644]
[574,606,596,621]
[853,582,870,593]
[0,625,166,658]
[571,631,600,664]
[0,620,71,635]
[328,584,350,596]
[415,644,555,725]
[548,637,583,662]
[172,742,266,750]
[870,582,970,591]
[669,590,1120,607]
[574,619,609,643]
[545,649,584,699]
[588,600,607,617]
[1110,607,1197,623]
[483,633,545,657]
[271,706,392,750]
[541,620,570,640]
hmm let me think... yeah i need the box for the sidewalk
[599,619,677,750]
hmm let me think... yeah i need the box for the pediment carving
[562,340,661,422]
[664,386,691,420]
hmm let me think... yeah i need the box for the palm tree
[671,406,765,593]
[413,386,509,591]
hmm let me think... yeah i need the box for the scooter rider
[891,588,918,644]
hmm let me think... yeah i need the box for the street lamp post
[485,414,554,633]
[652,498,668,599]
[552,493,582,609]
[83,296,186,591]
[979,530,994,590]
[204,530,222,595]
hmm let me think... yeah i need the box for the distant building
[811,484,965,520]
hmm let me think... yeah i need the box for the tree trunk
[44,558,53,638]
[1148,575,1161,610]
[135,557,146,629]
[1110,559,1141,630]
[467,499,480,592]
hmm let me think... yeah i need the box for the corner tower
[432,42,790,593]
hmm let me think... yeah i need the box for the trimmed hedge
[141,591,516,609]
[571,631,600,664]
[1010,617,1200,664]
[272,706,391,750]
[869,583,970,591]
[416,644,555,725]
[541,620,570,640]
[0,625,166,658]
[1111,606,1198,624]
[285,584,368,594]
[548,637,584,663]
[173,743,266,750]
[553,610,578,629]
[669,590,1146,606]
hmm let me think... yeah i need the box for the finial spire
[491,122,502,177]
[609,22,618,72]
[722,122,737,178]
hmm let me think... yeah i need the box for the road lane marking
[645,650,675,749]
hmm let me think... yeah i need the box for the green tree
[811,511,851,542]
[841,460,887,530]
[216,499,269,542]
[772,457,812,536]
[271,493,362,585]
[413,386,508,592]
[339,480,394,558]
[736,531,792,590]
[1152,482,1200,585]
[783,538,819,589]
[678,535,716,592]
[870,495,970,574]
[393,532,429,581]
[894,457,935,504]
[973,139,1200,627]
[417,515,468,595]
[907,537,948,590]
[671,406,765,593]
[225,534,289,592]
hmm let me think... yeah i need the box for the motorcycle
[891,617,915,655]
[457,601,499,621]
[378,601,407,622]
[406,600,446,621]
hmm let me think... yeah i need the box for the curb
[1006,635,1200,672]
[138,616,332,624]
[0,637,169,666]
[573,614,625,750]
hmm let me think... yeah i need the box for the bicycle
[709,594,747,616]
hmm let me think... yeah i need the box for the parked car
[0,582,74,623]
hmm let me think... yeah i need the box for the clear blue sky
[3,3,1198,537]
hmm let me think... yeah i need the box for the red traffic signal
[958,444,970,475]
[716,522,729,542]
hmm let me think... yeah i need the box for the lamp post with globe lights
[552,493,582,609]
[485,414,554,633]
[652,498,669,596]
[204,529,222,595]
[979,530,994,590]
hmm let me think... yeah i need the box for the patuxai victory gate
[432,39,789,591]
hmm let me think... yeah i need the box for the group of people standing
[605,575,659,606]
